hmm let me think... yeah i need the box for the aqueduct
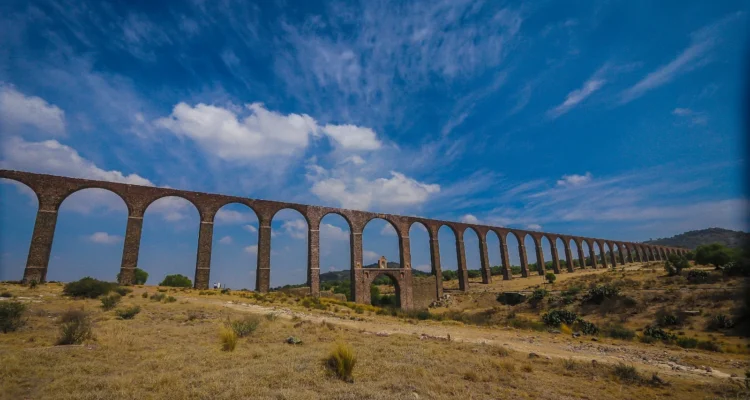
[0,170,689,310]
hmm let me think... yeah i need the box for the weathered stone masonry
[0,170,689,310]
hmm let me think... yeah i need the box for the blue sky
[0,0,748,288]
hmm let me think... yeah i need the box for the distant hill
[643,228,749,249]
[320,261,430,283]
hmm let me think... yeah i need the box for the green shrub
[0,301,27,333]
[150,293,166,302]
[695,243,736,267]
[723,261,750,277]
[528,288,548,305]
[497,292,526,305]
[545,272,556,284]
[28,280,38,289]
[164,296,177,303]
[100,293,122,311]
[583,285,620,305]
[676,337,698,349]
[115,306,141,320]
[696,340,722,352]
[0,291,12,298]
[63,277,117,298]
[116,267,149,285]
[542,310,578,326]
[573,319,599,335]
[467,269,482,279]
[141,292,148,298]
[325,342,357,382]
[113,287,132,296]
[56,310,93,345]
[158,274,192,288]
[707,314,734,330]
[686,270,709,283]
[643,325,676,342]
[229,316,261,337]
[612,363,642,384]
[606,324,635,340]
[442,270,458,281]
[220,288,230,294]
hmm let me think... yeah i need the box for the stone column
[608,244,617,268]
[23,208,59,283]
[598,242,608,268]
[350,229,366,303]
[255,216,271,293]
[118,214,143,285]
[576,242,586,269]
[429,235,443,298]
[455,234,469,291]
[193,218,214,290]
[478,237,491,284]
[564,241,575,272]
[499,238,511,280]
[534,238,546,276]
[399,232,411,270]
[550,241,561,274]
[518,241,529,277]
[307,224,320,297]
[589,244,597,269]
[618,245,626,265]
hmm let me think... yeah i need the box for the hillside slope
[644,227,749,249]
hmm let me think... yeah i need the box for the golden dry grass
[0,282,747,399]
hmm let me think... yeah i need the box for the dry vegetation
[1,263,748,399]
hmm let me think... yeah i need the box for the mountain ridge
[643,227,749,249]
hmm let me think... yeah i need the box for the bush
[0,301,27,333]
[695,243,736,267]
[686,270,709,283]
[676,337,698,349]
[723,261,750,277]
[528,288,548,307]
[63,277,117,298]
[159,274,192,288]
[117,268,149,285]
[467,269,482,279]
[141,292,148,299]
[542,310,578,326]
[643,325,676,342]
[606,324,635,340]
[229,316,261,337]
[0,291,12,298]
[164,296,177,303]
[113,287,132,296]
[545,272,556,284]
[57,310,93,345]
[582,285,620,305]
[150,293,166,302]
[100,293,121,311]
[612,363,642,384]
[220,326,237,351]
[442,270,458,281]
[573,319,599,335]
[325,342,357,382]
[707,314,734,330]
[28,280,38,289]
[696,340,722,352]
[115,306,141,320]
[497,292,526,306]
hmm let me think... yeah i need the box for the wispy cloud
[619,12,743,104]
[547,75,606,119]
[672,108,708,126]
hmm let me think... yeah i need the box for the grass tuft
[0,301,27,333]
[220,326,237,352]
[56,309,93,345]
[100,293,122,311]
[115,306,141,320]
[228,316,261,337]
[325,342,357,382]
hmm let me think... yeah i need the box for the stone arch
[142,192,203,221]
[541,234,558,274]
[408,220,439,307]
[590,240,603,268]
[526,234,543,276]
[485,230,503,279]
[47,187,130,282]
[57,185,130,214]
[462,226,485,283]
[556,237,570,272]
[0,178,39,281]
[437,224,466,290]
[361,268,412,310]
[580,239,593,268]
[270,208,309,290]
[568,238,582,270]
[362,217,401,267]
[321,211,354,234]
[318,212,352,297]
[604,242,617,268]
[139,195,201,287]
[209,202,260,291]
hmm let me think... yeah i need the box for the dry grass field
[1,264,748,399]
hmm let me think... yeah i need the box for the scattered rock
[572,332,581,338]
[549,329,561,334]
[376,331,389,337]
[528,353,540,359]
[591,337,598,342]
[285,336,302,345]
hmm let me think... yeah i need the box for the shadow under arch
[0,179,39,281]
[504,231,524,277]
[408,221,439,307]
[210,202,259,290]
[48,188,129,282]
[462,226,483,284]
[319,213,351,299]
[362,268,409,309]
[555,237,568,272]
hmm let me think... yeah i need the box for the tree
[665,253,690,276]
[117,268,149,285]
[695,243,735,267]
[159,274,192,288]
[545,272,556,284]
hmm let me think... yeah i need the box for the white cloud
[619,13,741,104]
[215,209,257,224]
[310,171,440,210]
[282,219,307,239]
[218,235,233,244]
[380,223,396,236]
[460,214,480,224]
[556,172,592,187]
[0,85,66,137]
[88,232,122,244]
[343,155,366,165]
[672,108,707,126]
[526,224,542,231]
[321,124,381,150]
[244,245,258,254]
[321,223,349,241]
[414,264,432,272]
[243,224,257,233]
[547,76,606,119]
[363,250,378,263]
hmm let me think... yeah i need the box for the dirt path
[186,297,743,383]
